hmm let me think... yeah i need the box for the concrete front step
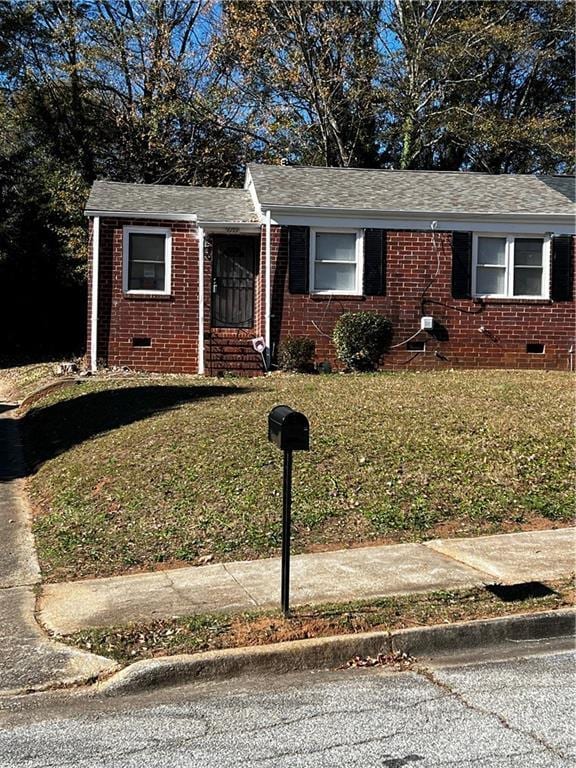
[206,336,263,376]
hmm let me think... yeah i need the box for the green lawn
[0,362,58,402]
[21,370,575,582]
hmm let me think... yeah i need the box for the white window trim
[472,232,551,300]
[309,228,364,295]
[122,225,172,296]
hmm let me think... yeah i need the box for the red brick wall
[91,218,199,373]
[269,226,576,372]
[89,220,574,375]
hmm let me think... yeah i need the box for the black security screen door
[211,237,256,328]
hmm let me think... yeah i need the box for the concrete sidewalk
[0,407,117,694]
[40,527,576,636]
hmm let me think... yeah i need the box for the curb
[99,607,576,696]
[0,656,121,699]
[19,378,82,410]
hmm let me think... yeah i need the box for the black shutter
[288,226,309,294]
[451,231,472,299]
[364,229,387,296]
[551,235,573,302]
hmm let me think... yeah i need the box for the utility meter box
[268,406,310,452]
[420,316,434,331]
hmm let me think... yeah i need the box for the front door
[211,237,256,328]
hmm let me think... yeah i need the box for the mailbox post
[268,405,310,617]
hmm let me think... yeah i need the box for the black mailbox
[268,405,310,452]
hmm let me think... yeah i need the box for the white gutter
[265,209,272,368]
[197,226,205,375]
[259,203,575,225]
[85,210,197,222]
[90,216,100,373]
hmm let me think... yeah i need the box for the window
[123,226,171,294]
[472,234,550,299]
[310,229,363,294]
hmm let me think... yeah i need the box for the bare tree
[218,0,384,167]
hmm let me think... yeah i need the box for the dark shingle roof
[86,167,576,222]
[85,181,259,223]
[248,164,576,216]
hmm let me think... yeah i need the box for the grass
[0,361,60,402]
[64,577,575,664]
[21,369,575,582]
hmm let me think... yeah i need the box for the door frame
[210,235,258,329]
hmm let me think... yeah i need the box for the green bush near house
[277,337,316,372]
[333,312,392,371]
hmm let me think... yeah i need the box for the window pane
[129,233,166,263]
[515,238,543,267]
[128,233,166,291]
[476,266,505,294]
[316,233,356,262]
[514,267,542,296]
[478,237,506,265]
[315,262,356,291]
[129,260,165,291]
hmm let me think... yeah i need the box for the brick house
[85,164,575,375]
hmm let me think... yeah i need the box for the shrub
[332,312,392,371]
[277,336,316,372]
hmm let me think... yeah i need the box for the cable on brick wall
[310,294,335,339]
[391,220,442,350]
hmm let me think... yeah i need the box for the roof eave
[84,209,198,222]
[198,220,262,230]
[261,203,575,223]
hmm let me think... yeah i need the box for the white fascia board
[269,208,575,235]
[263,203,575,222]
[198,221,262,233]
[244,167,264,221]
[85,210,197,222]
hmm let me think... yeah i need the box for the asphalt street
[0,647,574,767]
